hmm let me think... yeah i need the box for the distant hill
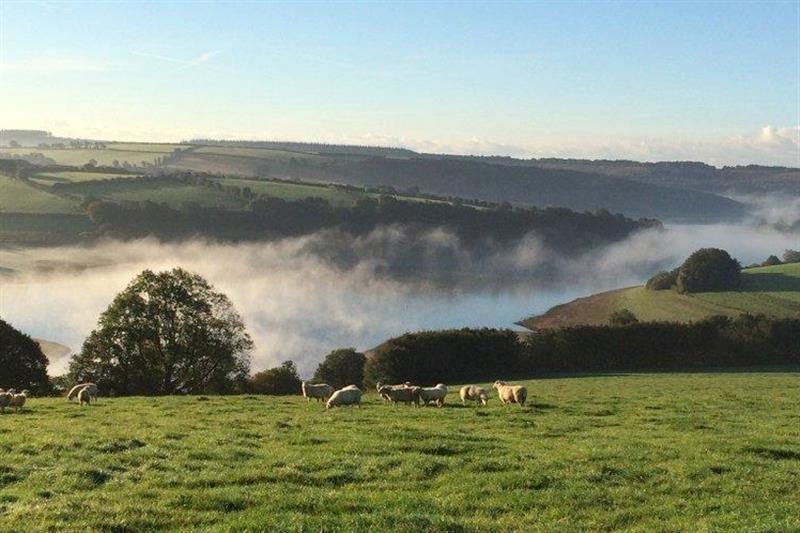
[520,262,800,330]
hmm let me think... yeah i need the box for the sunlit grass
[1,372,798,531]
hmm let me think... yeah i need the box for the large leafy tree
[676,248,741,294]
[313,348,366,389]
[0,318,51,394]
[248,361,301,395]
[70,268,252,395]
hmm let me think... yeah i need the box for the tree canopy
[313,348,366,389]
[0,318,51,394]
[676,248,741,293]
[248,360,301,395]
[69,268,252,395]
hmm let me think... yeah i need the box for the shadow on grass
[744,446,800,461]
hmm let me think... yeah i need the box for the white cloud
[130,50,220,70]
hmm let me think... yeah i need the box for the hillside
[521,262,800,330]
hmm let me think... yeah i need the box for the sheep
[67,383,98,402]
[301,381,334,402]
[418,384,448,407]
[0,391,11,413]
[9,391,27,412]
[325,386,362,409]
[77,387,93,406]
[460,385,489,406]
[378,385,421,407]
[376,382,415,403]
[493,380,527,406]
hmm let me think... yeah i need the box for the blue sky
[1,1,798,165]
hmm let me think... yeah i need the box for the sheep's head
[493,381,506,390]
[480,394,489,406]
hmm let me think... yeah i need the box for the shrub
[609,309,638,326]
[645,269,678,290]
[313,348,366,389]
[364,328,523,387]
[676,248,741,294]
[248,361,301,395]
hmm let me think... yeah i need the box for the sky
[0,1,798,166]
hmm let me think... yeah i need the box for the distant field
[107,143,187,153]
[31,171,135,186]
[62,180,245,209]
[0,175,81,214]
[1,372,798,530]
[216,177,362,206]
[0,213,92,246]
[524,263,800,329]
[195,146,325,162]
[0,148,164,167]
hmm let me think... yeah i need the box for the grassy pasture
[194,146,325,162]
[1,372,799,531]
[526,262,800,329]
[215,177,362,206]
[61,180,245,210]
[31,171,135,186]
[0,175,81,214]
[0,148,164,167]
[107,143,187,154]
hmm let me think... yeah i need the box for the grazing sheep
[418,384,448,407]
[67,383,98,402]
[376,382,415,403]
[77,387,93,406]
[460,385,489,406]
[325,386,363,409]
[9,391,27,412]
[378,385,421,407]
[493,380,528,406]
[0,391,11,413]
[301,382,335,402]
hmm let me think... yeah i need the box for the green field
[524,262,800,329]
[0,175,81,214]
[195,146,325,162]
[0,148,165,167]
[31,171,135,186]
[215,177,363,206]
[62,180,246,210]
[1,372,799,531]
[107,143,187,154]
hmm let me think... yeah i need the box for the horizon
[1,1,798,167]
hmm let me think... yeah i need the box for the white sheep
[0,391,11,413]
[493,380,528,406]
[325,386,363,409]
[301,382,335,402]
[418,384,448,407]
[9,391,27,412]
[67,383,98,402]
[377,385,421,406]
[77,387,93,406]
[460,385,489,406]
[376,382,415,403]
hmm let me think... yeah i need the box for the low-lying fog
[1,217,797,377]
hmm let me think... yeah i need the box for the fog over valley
[2,209,797,377]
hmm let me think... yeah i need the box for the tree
[645,269,678,291]
[313,348,366,389]
[0,318,51,394]
[609,308,639,326]
[69,268,252,395]
[248,361,301,395]
[783,250,800,264]
[8,140,20,148]
[762,255,782,267]
[676,248,741,294]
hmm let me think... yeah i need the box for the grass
[0,148,164,167]
[215,177,363,207]
[61,180,246,210]
[31,171,135,186]
[525,262,800,329]
[1,372,799,531]
[0,175,81,214]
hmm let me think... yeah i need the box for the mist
[0,217,797,377]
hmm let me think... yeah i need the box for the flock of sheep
[2,380,526,412]
[303,380,528,409]
[0,389,28,413]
